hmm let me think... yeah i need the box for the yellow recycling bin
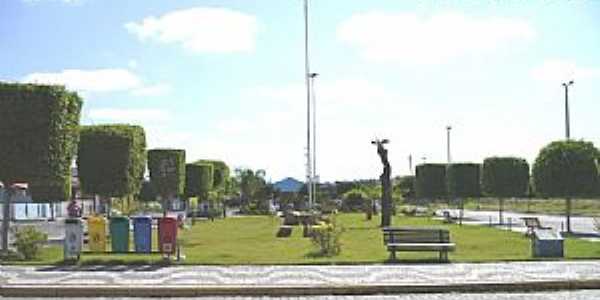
[87,216,107,252]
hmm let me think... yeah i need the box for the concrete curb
[3,280,600,297]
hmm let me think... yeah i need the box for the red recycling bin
[158,217,178,254]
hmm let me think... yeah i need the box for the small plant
[14,226,47,260]
[310,214,344,257]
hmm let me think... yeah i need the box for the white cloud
[125,7,258,54]
[88,108,171,123]
[131,83,171,97]
[22,69,142,93]
[23,0,84,5]
[337,11,535,64]
[21,68,170,97]
[531,59,600,83]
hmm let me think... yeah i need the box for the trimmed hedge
[0,83,82,201]
[195,159,229,188]
[415,164,447,200]
[482,157,529,198]
[533,140,600,198]
[185,163,214,198]
[148,149,186,197]
[77,125,146,197]
[446,163,481,198]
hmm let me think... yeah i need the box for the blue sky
[2,0,600,182]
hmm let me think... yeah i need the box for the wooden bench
[382,227,455,262]
[521,217,550,236]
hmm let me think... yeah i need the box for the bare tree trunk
[499,197,504,225]
[381,173,392,227]
[566,197,572,233]
[1,187,13,252]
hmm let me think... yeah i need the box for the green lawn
[3,213,600,265]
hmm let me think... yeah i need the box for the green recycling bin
[109,216,130,253]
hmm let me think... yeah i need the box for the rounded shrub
[533,140,600,198]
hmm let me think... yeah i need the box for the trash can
[133,216,152,253]
[532,229,564,258]
[158,217,177,254]
[87,216,107,252]
[110,216,130,253]
[64,218,83,260]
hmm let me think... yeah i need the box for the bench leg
[439,251,448,262]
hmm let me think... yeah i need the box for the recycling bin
[133,216,152,253]
[532,229,564,258]
[110,216,130,253]
[64,218,83,260]
[87,216,107,252]
[158,217,177,254]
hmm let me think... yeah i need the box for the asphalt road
[439,209,599,237]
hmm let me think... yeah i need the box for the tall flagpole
[304,0,313,209]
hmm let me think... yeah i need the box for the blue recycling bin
[133,216,153,253]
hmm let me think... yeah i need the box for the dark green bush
[533,140,600,198]
[77,125,146,197]
[0,83,82,201]
[446,163,481,198]
[341,188,367,212]
[415,164,447,200]
[147,149,186,197]
[395,176,415,199]
[482,157,529,198]
[14,226,48,260]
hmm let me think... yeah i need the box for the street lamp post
[310,72,319,207]
[562,80,574,233]
[303,0,313,209]
[562,80,574,140]
[446,125,452,164]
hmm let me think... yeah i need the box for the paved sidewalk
[2,261,600,296]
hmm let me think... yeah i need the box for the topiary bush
[533,140,600,198]
[415,164,447,200]
[482,157,529,224]
[482,157,529,197]
[195,160,229,188]
[0,83,82,201]
[446,163,481,198]
[77,125,146,197]
[147,149,186,197]
[14,226,48,260]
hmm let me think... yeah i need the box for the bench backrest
[382,227,450,245]
[522,218,541,228]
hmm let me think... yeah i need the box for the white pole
[311,73,318,207]
[304,0,312,209]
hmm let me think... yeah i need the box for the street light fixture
[562,80,574,140]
